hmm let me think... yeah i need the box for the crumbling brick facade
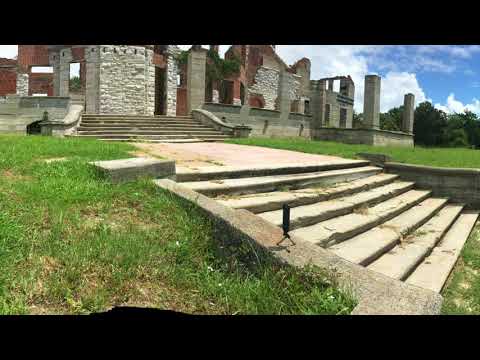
[0,58,17,96]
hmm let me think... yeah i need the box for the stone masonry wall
[16,73,29,96]
[248,66,279,110]
[287,73,301,101]
[98,45,155,115]
[165,46,180,116]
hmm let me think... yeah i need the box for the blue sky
[2,45,479,114]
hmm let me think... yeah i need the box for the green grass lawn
[441,224,480,314]
[226,137,480,169]
[0,135,354,315]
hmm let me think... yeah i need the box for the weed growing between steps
[0,135,355,315]
[441,224,480,314]
[227,138,480,169]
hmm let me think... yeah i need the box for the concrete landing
[132,142,352,169]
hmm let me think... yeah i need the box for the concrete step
[257,181,414,230]
[76,130,225,136]
[329,197,449,265]
[216,173,399,213]
[80,120,200,125]
[367,204,464,280]
[405,211,479,293]
[291,189,432,248]
[74,134,231,140]
[176,160,371,182]
[78,125,210,130]
[181,166,382,197]
[82,114,193,120]
[97,138,225,143]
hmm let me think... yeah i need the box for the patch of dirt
[353,205,369,215]
[1,169,32,182]
[43,157,68,164]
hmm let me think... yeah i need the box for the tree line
[353,101,480,148]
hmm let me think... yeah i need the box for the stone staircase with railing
[173,161,479,294]
[70,114,233,143]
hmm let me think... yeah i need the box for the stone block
[90,157,176,183]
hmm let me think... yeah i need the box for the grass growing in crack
[0,135,355,315]
[441,224,480,314]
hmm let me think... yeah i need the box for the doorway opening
[155,66,166,115]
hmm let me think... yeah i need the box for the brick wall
[17,45,50,72]
[0,68,17,96]
[29,73,54,96]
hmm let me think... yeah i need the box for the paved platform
[132,142,350,169]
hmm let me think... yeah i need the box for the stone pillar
[297,98,306,114]
[16,72,29,96]
[59,48,73,97]
[328,79,334,91]
[310,80,326,135]
[363,75,381,129]
[165,46,180,116]
[212,89,219,103]
[49,51,61,96]
[277,70,291,118]
[85,46,100,113]
[144,46,155,116]
[402,93,415,134]
[187,47,207,114]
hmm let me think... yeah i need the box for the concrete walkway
[132,142,352,169]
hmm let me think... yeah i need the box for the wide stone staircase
[71,114,233,143]
[174,161,479,293]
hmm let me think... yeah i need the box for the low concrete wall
[154,178,443,315]
[0,95,70,134]
[40,103,84,137]
[192,109,252,138]
[385,162,480,209]
[91,157,176,183]
[313,128,413,147]
[201,103,311,138]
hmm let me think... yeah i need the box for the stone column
[233,80,242,106]
[402,93,415,133]
[49,51,61,96]
[187,47,207,114]
[212,88,219,103]
[144,46,156,116]
[165,46,180,116]
[363,75,381,129]
[277,70,291,119]
[297,98,306,114]
[16,72,29,96]
[328,79,334,91]
[310,80,326,135]
[59,48,73,97]
[85,46,100,113]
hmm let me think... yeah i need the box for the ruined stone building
[1,45,414,146]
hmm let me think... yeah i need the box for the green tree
[380,106,403,131]
[443,114,470,147]
[413,101,448,146]
[456,111,480,148]
[69,76,81,92]
[352,110,364,129]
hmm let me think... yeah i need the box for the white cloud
[380,72,428,112]
[275,46,428,112]
[0,45,18,59]
[434,93,480,114]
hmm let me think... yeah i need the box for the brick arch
[249,94,265,109]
